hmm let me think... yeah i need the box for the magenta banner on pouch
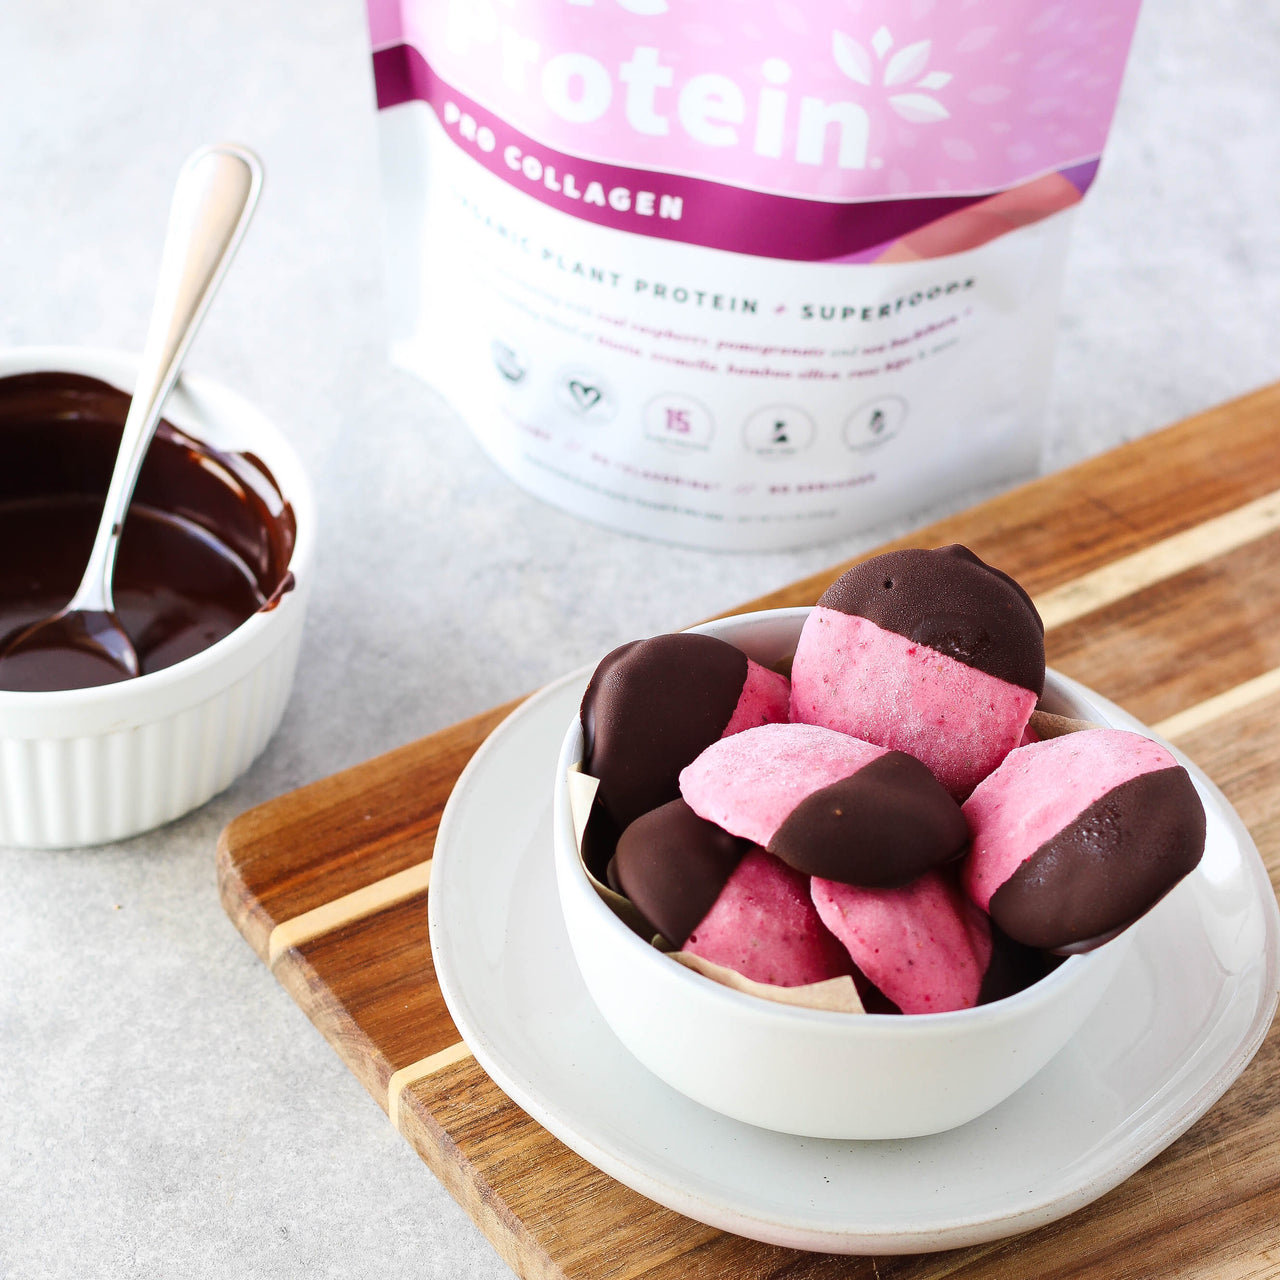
[368,0,1143,550]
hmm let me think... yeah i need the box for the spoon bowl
[0,610,137,691]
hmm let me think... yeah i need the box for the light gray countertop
[2,2,1278,1276]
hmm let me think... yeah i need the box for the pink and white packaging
[368,0,1142,550]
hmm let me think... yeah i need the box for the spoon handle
[70,144,263,614]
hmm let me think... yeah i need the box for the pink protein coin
[811,872,993,1014]
[789,546,1044,797]
[680,722,968,887]
[962,729,1206,951]
[684,850,854,987]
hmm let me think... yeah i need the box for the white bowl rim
[556,606,1125,1033]
[0,344,316,708]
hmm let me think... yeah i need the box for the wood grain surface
[219,381,1280,1279]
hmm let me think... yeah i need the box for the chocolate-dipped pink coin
[790,545,1045,798]
[679,721,968,887]
[962,728,1206,952]
[683,850,855,987]
[610,798,748,948]
[581,633,789,832]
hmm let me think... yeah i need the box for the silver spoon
[0,144,262,692]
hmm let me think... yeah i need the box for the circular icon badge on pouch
[844,396,907,451]
[643,394,714,450]
[490,340,527,385]
[743,405,817,456]
[555,368,617,422]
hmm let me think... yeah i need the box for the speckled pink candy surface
[679,722,888,848]
[722,659,791,738]
[790,607,1036,797]
[683,850,854,987]
[811,872,993,1014]
[962,729,1178,911]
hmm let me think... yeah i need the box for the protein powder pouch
[367,1,1143,550]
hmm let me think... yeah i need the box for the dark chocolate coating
[582,800,622,885]
[977,925,1056,1005]
[989,765,1206,952]
[768,751,969,886]
[581,633,748,830]
[611,799,750,947]
[817,545,1045,694]
[0,372,295,692]
[853,972,902,1015]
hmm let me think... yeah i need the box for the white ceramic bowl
[553,608,1133,1139]
[0,346,315,848]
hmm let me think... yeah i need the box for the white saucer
[429,669,1279,1255]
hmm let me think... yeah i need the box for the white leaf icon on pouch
[832,30,872,85]
[883,40,931,87]
[830,25,953,126]
[889,93,951,123]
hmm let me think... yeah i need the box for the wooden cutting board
[219,384,1280,1280]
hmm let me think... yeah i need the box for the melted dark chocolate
[611,798,749,947]
[989,765,1206,952]
[818,545,1045,694]
[0,372,296,692]
[768,751,969,886]
[581,633,748,831]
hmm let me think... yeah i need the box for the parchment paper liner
[1028,709,1101,739]
[566,767,652,939]
[568,764,867,1013]
[669,952,864,1013]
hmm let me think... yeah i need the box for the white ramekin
[0,346,315,848]
[553,608,1132,1139]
